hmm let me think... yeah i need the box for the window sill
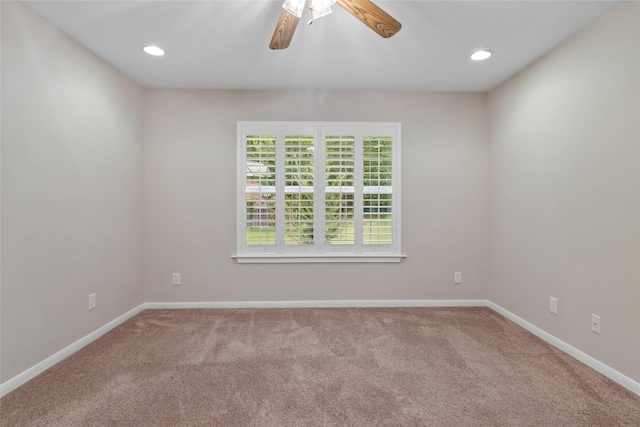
[231,254,407,264]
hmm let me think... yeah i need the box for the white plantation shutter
[325,135,355,245]
[284,135,316,245]
[363,135,394,245]
[245,135,276,246]
[236,122,402,263]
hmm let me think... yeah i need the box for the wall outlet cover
[591,314,601,333]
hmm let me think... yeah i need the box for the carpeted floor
[1,307,639,426]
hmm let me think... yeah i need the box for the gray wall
[488,1,639,381]
[144,90,490,303]
[1,2,145,382]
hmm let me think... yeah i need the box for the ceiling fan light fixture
[311,6,333,20]
[311,0,336,16]
[143,45,165,56]
[470,50,492,61]
[283,0,306,17]
[283,0,336,19]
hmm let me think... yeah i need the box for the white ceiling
[21,0,621,92]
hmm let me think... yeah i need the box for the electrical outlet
[549,297,558,315]
[89,293,96,311]
[172,273,181,286]
[454,272,462,284]
[592,314,601,333]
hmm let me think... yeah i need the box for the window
[235,122,403,263]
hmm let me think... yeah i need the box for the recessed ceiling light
[470,50,492,61]
[143,45,165,56]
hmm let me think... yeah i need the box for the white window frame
[233,121,405,263]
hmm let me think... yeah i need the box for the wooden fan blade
[336,0,401,38]
[269,8,301,50]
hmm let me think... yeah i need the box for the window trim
[231,254,407,264]
[234,121,404,264]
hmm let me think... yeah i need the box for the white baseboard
[486,301,640,396]
[144,299,488,309]
[2,300,638,398]
[0,304,146,398]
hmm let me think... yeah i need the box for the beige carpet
[1,307,639,426]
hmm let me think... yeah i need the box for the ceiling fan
[269,0,402,50]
